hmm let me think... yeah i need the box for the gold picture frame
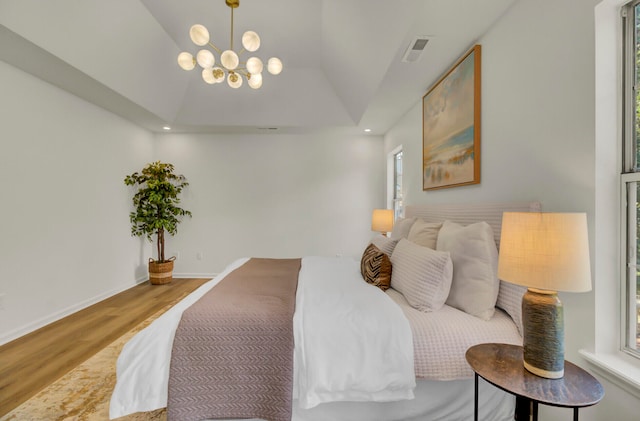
[422,45,481,190]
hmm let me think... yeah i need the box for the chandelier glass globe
[212,67,225,83]
[227,72,243,88]
[267,57,283,75]
[189,24,210,46]
[246,57,263,75]
[177,52,195,70]
[220,50,239,70]
[242,31,260,52]
[248,72,263,89]
[196,50,215,69]
[202,68,216,84]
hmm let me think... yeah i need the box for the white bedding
[109,256,415,419]
[387,289,522,380]
[293,256,415,408]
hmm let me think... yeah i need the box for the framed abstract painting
[422,45,481,190]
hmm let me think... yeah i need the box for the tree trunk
[157,228,165,262]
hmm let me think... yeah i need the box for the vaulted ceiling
[0,0,516,135]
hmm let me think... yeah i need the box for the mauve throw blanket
[168,258,301,421]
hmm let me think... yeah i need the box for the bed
[109,201,539,421]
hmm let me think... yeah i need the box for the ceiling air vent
[402,36,430,63]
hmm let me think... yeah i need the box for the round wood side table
[465,343,604,421]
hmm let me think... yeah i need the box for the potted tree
[124,161,192,285]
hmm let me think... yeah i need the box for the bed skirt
[200,378,515,421]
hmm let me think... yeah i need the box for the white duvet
[109,256,415,419]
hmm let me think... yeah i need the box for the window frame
[620,174,640,357]
[387,145,403,220]
[621,0,640,359]
[393,149,403,220]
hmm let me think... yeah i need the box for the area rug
[1,307,171,421]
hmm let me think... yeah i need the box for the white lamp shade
[221,50,239,70]
[498,212,592,292]
[227,72,243,88]
[196,49,215,69]
[177,52,196,70]
[267,57,283,75]
[246,57,263,75]
[202,68,216,84]
[189,24,210,46]
[371,209,394,233]
[248,72,262,89]
[242,31,261,52]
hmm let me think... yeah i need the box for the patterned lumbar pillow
[360,243,392,291]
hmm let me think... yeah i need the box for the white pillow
[390,239,453,312]
[407,220,442,249]
[371,234,399,256]
[436,220,499,320]
[390,217,416,240]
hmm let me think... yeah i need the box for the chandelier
[177,0,283,89]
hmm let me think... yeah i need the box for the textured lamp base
[522,288,564,379]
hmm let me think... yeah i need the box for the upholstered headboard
[405,201,542,250]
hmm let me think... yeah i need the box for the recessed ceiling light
[364,128,372,133]
[162,126,171,131]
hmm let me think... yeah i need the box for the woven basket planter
[148,258,174,285]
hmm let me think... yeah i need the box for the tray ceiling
[0,0,516,134]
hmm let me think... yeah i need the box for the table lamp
[371,209,394,236]
[498,212,592,379]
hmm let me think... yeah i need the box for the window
[622,0,640,357]
[392,149,403,220]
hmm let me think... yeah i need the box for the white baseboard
[0,275,148,346]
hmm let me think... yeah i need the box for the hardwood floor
[0,278,210,417]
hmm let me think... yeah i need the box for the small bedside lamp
[371,209,394,237]
[498,212,591,379]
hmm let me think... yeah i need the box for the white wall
[0,57,386,343]
[0,60,154,344]
[154,132,385,275]
[384,0,640,419]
